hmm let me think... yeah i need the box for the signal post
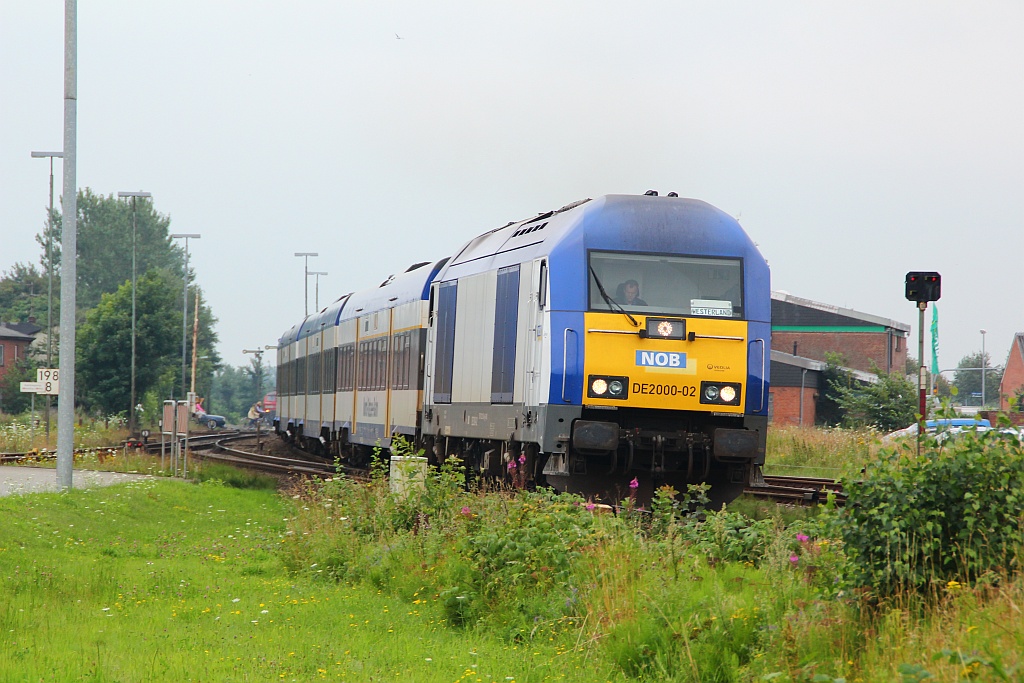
[905,271,941,451]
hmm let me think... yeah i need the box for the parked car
[193,405,226,429]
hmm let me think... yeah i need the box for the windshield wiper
[589,267,639,327]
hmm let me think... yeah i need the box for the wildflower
[789,555,799,565]
[460,506,472,517]
[629,477,639,490]
[585,502,596,511]
[518,453,526,464]
[947,580,961,590]
[507,461,516,471]
[796,533,809,543]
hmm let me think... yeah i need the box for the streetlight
[118,190,151,436]
[308,271,328,311]
[31,150,63,446]
[171,233,201,403]
[294,252,318,316]
[980,329,987,408]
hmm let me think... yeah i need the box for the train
[274,192,771,507]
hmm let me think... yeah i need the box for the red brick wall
[773,331,907,375]
[999,342,1024,411]
[769,386,818,426]
[0,339,28,382]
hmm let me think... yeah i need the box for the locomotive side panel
[451,271,497,406]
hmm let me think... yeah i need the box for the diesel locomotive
[275,193,771,506]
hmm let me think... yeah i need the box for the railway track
[745,474,846,506]
[7,435,846,507]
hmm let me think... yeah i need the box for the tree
[815,352,851,427]
[40,189,186,314]
[829,362,919,431]
[0,263,47,325]
[209,366,251,423]
[76,269,184,416]
[0,356,37,415]
[952,352,1004,407]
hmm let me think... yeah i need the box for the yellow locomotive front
[561,249,766,506]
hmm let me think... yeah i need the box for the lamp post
[308,271,328,311]
[31,150,63,447]
[117,191,151,436]
[171,233,201,402]
[294,252,318,316]
[980,329,987,409]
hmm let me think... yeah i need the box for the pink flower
[585,502,596,511]
[796,533,809,543]
[460,506,472,517]
[629,477,639,490]
[518,453,526,464]
[789,555,799,565]
[507,461,516,471]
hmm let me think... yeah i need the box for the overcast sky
[2,2,1022,381]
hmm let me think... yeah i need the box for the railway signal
[905,271,941,303]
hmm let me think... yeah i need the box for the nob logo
[636,350,686,368]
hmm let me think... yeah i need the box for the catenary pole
[30,150,63,448]
[56,0,77,490]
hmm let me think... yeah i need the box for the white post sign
[20,369,59,395]
[36,369,59,395]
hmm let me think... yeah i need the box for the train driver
[615,279,648,306]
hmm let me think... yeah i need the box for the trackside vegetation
[1,422,1022,681]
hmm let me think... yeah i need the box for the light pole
[309,271,328,311]
[31,150,63,447]
[117,191,151,436]
[294,252,318,316]
[171,233,201,402]
[980,329,987,408]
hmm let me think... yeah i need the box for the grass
[0,476,630,682]
[2,426,1021,682]
[764,424,878,478]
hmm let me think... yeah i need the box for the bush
[840,426,1024,594]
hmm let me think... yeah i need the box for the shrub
[839,426,1024,594]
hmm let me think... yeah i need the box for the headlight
[587,375,630,400]
[699,381,741,406]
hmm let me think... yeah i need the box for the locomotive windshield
[588,251,743,318]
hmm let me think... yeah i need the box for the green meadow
[0,422,1022,682]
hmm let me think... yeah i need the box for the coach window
[491,265,520,403]
[538,260,547,309]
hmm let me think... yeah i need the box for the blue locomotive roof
[434,194,770,322]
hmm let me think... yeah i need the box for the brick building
[769,351,877,426]
[998,333,1024,412]
[771,292,909,374]
[0,322,38,383]
[768,292,909,426]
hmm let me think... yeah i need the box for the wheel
[206,418,218,429]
